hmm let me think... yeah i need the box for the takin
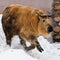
[2,4,53,52]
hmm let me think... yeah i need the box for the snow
[0,14,60,60]
[0,49,37,60]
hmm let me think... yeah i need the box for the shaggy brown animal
[2,4,53,52]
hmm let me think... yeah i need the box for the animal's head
[37,11,53,37]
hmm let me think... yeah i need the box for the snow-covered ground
[0,14,60,60]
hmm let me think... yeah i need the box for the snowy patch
[52,42,60,49]
[0,49,37,60]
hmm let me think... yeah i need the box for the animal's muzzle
[47,25,53,33]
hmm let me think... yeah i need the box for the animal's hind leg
[4,31,12,46]
[7,37,12,46]
[6,34,12,46]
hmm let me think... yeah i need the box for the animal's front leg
[29,35,44,52]
[35,40,44,52]
[20,39,25,45]
[25,35,44,52]
[19,35,26,45]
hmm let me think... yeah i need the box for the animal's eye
[43,20,45,22]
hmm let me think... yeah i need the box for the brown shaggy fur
[2,4,52,52]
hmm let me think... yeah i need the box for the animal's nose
[47,25,53,33]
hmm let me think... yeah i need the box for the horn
[37,13,42,17]
[42,14,52,17]
[37,13,52,17]
[47,15,52,17]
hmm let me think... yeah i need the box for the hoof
[25,47,31,51]
[38,47,44,53]
[37,46,44,53]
